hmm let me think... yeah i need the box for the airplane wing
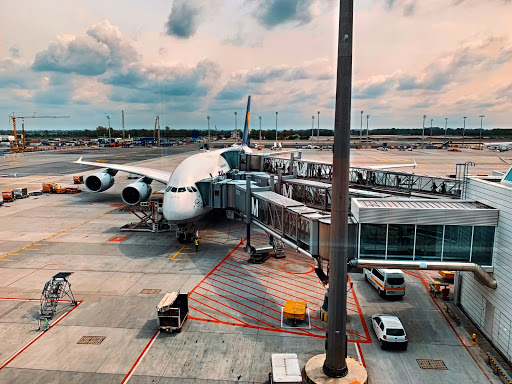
[365,161,417,170]
[75,157,172,184]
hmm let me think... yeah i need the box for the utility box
[73,175,84,184]
[13,187,28,199]
[157,291,189,332]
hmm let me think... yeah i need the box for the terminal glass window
[415,225,443,260]
[387,224,415,259]
[360,224,387,258]
[443,225,472,262]
[471,226,495,265]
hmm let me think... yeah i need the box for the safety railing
[485,352,512,383]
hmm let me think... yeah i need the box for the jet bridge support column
[245,175,252,251]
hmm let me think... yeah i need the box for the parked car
[364,268,406,298]
[371,314,408,350]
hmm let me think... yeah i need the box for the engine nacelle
[85,171,115,192]
[121,180,152,205]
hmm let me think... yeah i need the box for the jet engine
[84,171,115,192]
[121,180,152,205]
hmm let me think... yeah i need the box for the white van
[363,268,406,298]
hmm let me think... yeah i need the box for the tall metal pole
[122,110,125,140]
[275,112,278,141]
[234,112,237,141]
[360,111,363,143]
[322,0,353,377]
[430,118,433,137]
[479,115,485,147]
[445,117,448,142]
[422,115,426,149]
[311,115,315,146]
[366,114,370,144]
[207,115,210,147]
[463,116,467,145]
[157,115,160,147]
[259,116,262,141]
[317,110,320,143]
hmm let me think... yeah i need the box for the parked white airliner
[76,95,415,242]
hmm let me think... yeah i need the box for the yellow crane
[9,112,70,152]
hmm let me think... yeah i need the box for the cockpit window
[171,187,177,192]
[166,186,171,192]
[191,186,197,192]
[178,187,186,192]
[186,187,193,192]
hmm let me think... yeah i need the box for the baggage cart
[157,291,188,332]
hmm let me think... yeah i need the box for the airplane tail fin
[242,95,251,147]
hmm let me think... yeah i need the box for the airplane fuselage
[162,146,252,224]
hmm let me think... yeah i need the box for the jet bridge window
[178,187,186,192]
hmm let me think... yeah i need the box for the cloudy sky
[0,0,511,132]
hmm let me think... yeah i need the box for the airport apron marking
[0,205,125,261]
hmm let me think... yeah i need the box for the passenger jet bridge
[193,151,498,288]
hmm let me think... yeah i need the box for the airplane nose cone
[163,191,201,223]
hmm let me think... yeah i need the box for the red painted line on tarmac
[221,260,326,293]
[348,276,372,342]
[0,301,82,370]
[188,296,250,327]
[213,269,320,306]
[429,295,492,383]
[191,291,319,338]
[120,329,160,384]
[189,240,243,295]
[403,271,430,290]
[230,253,321,283]
[280,261,315,275]
[223,261,325,300]
[405,273,493,383]
[6,264,62,287]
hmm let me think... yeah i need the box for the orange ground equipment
[283,300,307,320]
[73,175,84,184]
[2,191,14,202]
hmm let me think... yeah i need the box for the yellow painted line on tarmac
[25,248,39,251]
[0,205,125,261]
[95,160,108,163]
[116,156,126,158]
[0,259,13,262]
[170,244,186,260]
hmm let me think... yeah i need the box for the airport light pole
[259,116,262,141]
[463,116,467,145]
[366,114,370,145]
[317,110,320,143]
[322,0,353,377]
[275,112,278,141]
[430,118,433,137]
[311,115,315,146]
[444,118,448,142]
[479,115,485,147]
[360,110,363,143]
[207,115,210,147]
[234,112,237,141]
[106,115,111,141]
[422,115,426,149]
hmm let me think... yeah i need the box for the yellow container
[434,281,441,292]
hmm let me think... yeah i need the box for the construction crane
[9,112,70,152]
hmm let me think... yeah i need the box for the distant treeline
[1,126,511,140]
